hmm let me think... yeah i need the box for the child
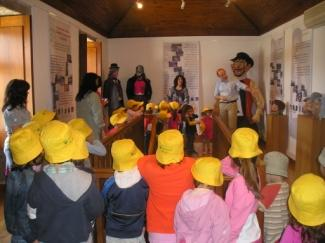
[27,120,104,242]
[137,129,195,243]
[260,151,290,243]
[127,99,144,121]
[31,109,56,125]
[223,128,263,243]
[319,147,325,178]
[183,104,200,156]
[168,101,181,130]
[174,157,231,243]
[270,100,286,115]
[5,128,43,243]
[102,139,148,242]
[201,107,213,155]
[2,79,31,174]
[214,68,248,132]
[106,111,128,136]
[280,173,325,243]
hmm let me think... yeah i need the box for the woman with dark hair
[2,79,31,173]
[167,74,189,106]
[76,73,104,140]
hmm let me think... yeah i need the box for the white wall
[19,0,109,112]
[107,36,261,109]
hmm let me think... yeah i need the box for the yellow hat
[191,157,224,186]
[71,129,89,160]
[229,128,262,158]
[158,110,171,120]
[288,173,325,226]
[110,112,127,126]
[32,110,56,125]
[159,100,169,111]
[156,129,184,165]
[112,107,126,115]
[112,139,143,171]
[169,101,180,111]
[202,107,212,113]
[146,102,156,111]
[40,120,77,164]
[127,99,144,109]
[68,118,93,138]
[23,121,43,135]
[10,128,43,165]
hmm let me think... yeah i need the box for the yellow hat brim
[113,147,143,171]
[228,147,263,159]
[71,130,89,160]
[156,149,184,165]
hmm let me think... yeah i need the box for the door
[0,15,33,145]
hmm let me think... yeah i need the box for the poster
[288,27,313,158]
[269,35,285,112]
[163,42,201,112]
[49,17,74,121]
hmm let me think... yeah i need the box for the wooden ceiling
[41,0,323,38]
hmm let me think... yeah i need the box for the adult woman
[76,73,105,140]
[167,74,189,106]
[2,79,31,173]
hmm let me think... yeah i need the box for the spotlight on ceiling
[136,0,143,9]
[181,0,186,10]
[225,0,232,8]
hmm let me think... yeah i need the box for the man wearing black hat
[126,65,152,103]
[102,63,124,116]
[231,52,264,131]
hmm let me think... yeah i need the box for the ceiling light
[181,0,185,10]
[136,0,143,9]
[225,0,232,8]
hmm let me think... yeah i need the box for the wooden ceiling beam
[232,2,260,35]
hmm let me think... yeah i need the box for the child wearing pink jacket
[174,157,230,243]
[222,128,263,243]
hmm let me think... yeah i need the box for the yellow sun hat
[112,107,126,115]
[40,120,77,164]
[202,107,213,114]
[158,110,171,121]
[191,157,224,186]
[127,99,144,109]
[10,128,43,165]
[71,129,89,160]
[156,129,184,165]
[146,102,156,111]
[159,100,169,111]
[288,173,325,226]
[68,118,93,138]
[23,121,43,135]
[111,139,143,171]
[110,112,127,126]
[169,101,180,111]
[32,110,56,125]
[228,128,262,158]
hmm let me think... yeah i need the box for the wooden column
[265,115,288,154]
[295,115,325,179]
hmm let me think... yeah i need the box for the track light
[136,0,143,9]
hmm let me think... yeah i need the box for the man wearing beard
[231,52,264,131]
[126,65,152,104]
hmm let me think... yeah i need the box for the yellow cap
[10,128,43,165]
[158,110,171,121]
[156,129,184,165]
[127,99,144,109]
[192,157,224,186]
[169,101,180,111]
[68,118,93,138]
[32,110,55,125]
[146,102,155,111]
[229,128,262,158]
[288,173,325,226]
[71,129,89,160]
[159,100,169,111]
[202,107,212,113]
[110,112,127,126]
[23,121,43,135]
[112,107,126,115]
[112,139,143,171]
[40,120,77,164]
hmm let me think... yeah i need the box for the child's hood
[176,188,215,229]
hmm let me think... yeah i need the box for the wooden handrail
[147,114,158,155]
